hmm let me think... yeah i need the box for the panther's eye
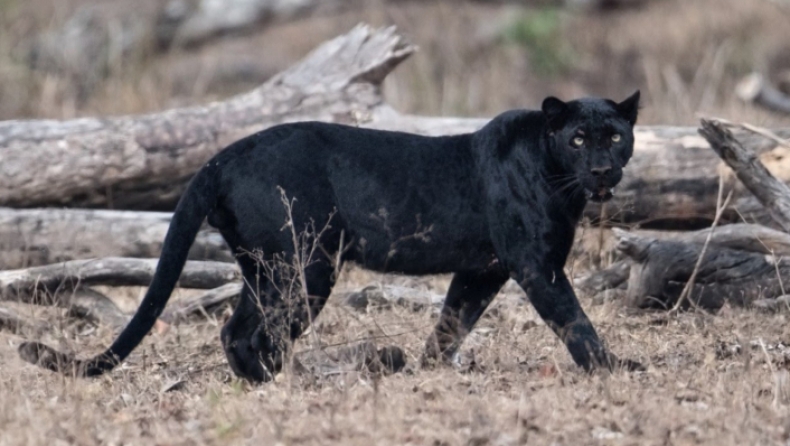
[572,137,584,147]
[611,134,621,143]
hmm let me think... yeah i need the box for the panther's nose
[591,166,612,177]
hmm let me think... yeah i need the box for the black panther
[19,91,643,382]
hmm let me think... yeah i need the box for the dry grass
[4,261,790,445]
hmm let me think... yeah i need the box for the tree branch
[700,119,790,231]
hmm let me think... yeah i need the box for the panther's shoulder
[486,108,545,131]
[473,109,547,158]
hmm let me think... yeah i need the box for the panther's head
[542,91,640,203]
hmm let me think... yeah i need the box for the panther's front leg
[516,267,640,371]
[422,268,509,367]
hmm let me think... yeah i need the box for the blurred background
[2,0,790,126]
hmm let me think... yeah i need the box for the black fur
[19,91,643,382]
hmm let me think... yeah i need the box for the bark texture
[0,208,231,270]
[700,119,790,231]
[614,229,789,311]
[0,258,240,303]
[2,25,415,210]
[580,223,790,299]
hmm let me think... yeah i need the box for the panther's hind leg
[248,258,338,380]
[422,268,509,367]
[221,258,273,382]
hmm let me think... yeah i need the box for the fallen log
[0,208,231,270]
[0,258,240,304]
[575,260,630,293]
[576,222,790,294]
[0,259,448,325]
[1,24,416,211]
[635,223,790,255]
[614,229,788,310]
[29,1,550,111]
[160,283,242,324]
[0,286,129,332]
[6,25,790,227]
[64,288,130,330]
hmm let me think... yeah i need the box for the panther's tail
[18,162,220,377]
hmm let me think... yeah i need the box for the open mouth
[584,187,614,203]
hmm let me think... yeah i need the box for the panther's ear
[541,96,569,130]
[616,90,640,126]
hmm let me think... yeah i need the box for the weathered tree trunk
[63,288,131,330]
[575,260,630,293]
[6,25,790,226]
[0,258,240,303]
[0,208,231,270]
[31,0,566,100]
[578,223,790,294]
[17,202,789,275]
[614,230,788,311]
[630,223,790,255]
[700,119,790,231]
[0,288,128,333]
[2,25,415,211]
